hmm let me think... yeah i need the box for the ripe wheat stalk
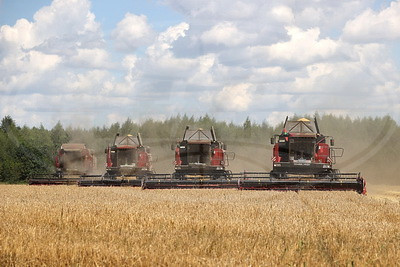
[0,185,399,266]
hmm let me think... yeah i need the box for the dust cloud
[67,131,109,175]
[66,127,399,187]
[336,137,400,186]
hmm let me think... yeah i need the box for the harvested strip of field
[368,184,400,203]
[1,185,399,266]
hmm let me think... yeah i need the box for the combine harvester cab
[29,143,96,185]
[142,126,238,189]
[239,117,366,194]
[79,133,153,186]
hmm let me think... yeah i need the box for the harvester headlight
[274,163,281,167]
[323,164,330,168]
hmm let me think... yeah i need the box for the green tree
[243,116,252,137]
[1,115,17,133]
[51,121,70,150]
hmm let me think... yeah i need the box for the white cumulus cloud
[200,83,253,111]
[112,13,155,51]
[146,22,189,58]
[201,22,254,46]
[343,0,400,43]
[250,26,339,66]
[69,48,110,68]
[33,0,100,40]
[270,5,294,24]
[0,19,38,51]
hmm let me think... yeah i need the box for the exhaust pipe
[113,133,120,145]
[211,126,216,141]
[183,126,189,141]
[282,116,289,133]
[137,132,143,146]
[314,117,320,134]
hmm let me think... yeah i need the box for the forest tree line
[0,114,399,184]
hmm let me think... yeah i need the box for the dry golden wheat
[0,185,399,266]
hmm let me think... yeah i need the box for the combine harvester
[79,133,152,186]
[142,126,238,189]
[238,117,366,194]
[29,143,96,185]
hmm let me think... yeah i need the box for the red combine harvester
[29,143,96,185]
[79,133,152,186]
[238,117,366,194]
[142,126,237,189]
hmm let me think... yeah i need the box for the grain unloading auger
[78,133,152,187]
[142,126,238,189]
[29,143,96,185]
[238,117,366,194]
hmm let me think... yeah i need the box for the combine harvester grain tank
[78,133,152,186]
[142,126,239,189]
[29,143,96,185]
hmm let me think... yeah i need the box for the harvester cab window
[278,142,289,162]
[117,148,137,166]
[62,151,84,172]
[182,143,211,165]
[289,138,315,160]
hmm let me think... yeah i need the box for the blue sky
[0,0,399,128]
[0,1,51,24]
[0,0,183,29]
[92,1,183,32]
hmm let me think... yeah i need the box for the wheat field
[0,185,399,266]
